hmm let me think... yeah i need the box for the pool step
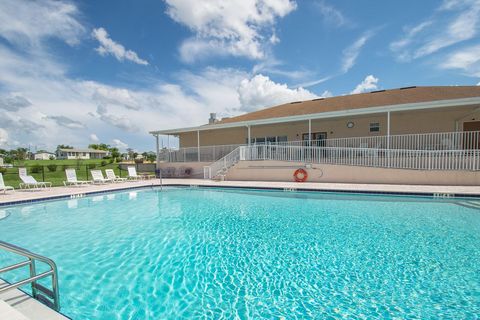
[454,200,480,210]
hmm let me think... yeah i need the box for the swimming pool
[0,187,479,319]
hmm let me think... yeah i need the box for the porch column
[387,111,391,149]
[247,125,251,146]
[155,134,160,171]
[197,130,200,162]
[308,119,312,143]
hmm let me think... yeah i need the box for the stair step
[32,283,54,299]
[35,294,55,310]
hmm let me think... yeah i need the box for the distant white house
[34,151,56,160]
[56,148,109,160]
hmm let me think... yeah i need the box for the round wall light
[347,121,354,128]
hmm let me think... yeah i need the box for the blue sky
[0,0,479,152]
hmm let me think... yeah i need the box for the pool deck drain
[0,179,480,206]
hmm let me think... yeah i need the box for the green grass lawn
[1,160,128,188]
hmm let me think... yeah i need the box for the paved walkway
[1,179,479,205]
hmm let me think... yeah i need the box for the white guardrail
[165,130,480,164]
[243,145,480,171]
[203,147,242,179]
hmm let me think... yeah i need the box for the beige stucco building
[155,86,480,147]
[151,86,480,185]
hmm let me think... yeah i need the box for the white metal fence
[159,144,241,163]
[162,131,480,163]
[244,145,480,171]
[278,130,480,150]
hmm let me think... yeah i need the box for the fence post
[42,166,45,182]
[86,165,89,180]
[119,164,122,177]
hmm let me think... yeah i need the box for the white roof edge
[149,97,480,135]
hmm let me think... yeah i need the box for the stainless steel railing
[0,240,60,311]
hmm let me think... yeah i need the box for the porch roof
[150,86,480,135]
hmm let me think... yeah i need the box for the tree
[14,148,28,161]
[88,143,110,151]
[126,148,135,160]
[57,144,73,150]
[109,147,120,160]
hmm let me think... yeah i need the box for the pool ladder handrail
[0,240,60,311]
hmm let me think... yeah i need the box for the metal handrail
[0,240,60,311]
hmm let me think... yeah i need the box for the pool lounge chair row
[0,166,156,193]
[66,167,155,186]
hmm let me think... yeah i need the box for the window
[248,136,288,144]
[369,122,380,132]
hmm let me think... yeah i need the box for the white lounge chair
[105,169,127,183]
[127,166,155,180]
[18,168,52,190]
[90,170,112,184]
[0,173,14,194]
[64,169,91,187]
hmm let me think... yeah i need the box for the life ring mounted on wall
[293,168,308,182]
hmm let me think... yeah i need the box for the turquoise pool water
[0,187,479,319]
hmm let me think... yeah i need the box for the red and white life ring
[293,168,308,182]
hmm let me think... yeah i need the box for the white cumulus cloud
[112,139,128,150]
[440,44,480,77]
[316,1,348,27]
[164,0,296,62]
[351,75,379,94]
[341,31,374,73]
[391,0,480,61]
[0,0,85,47]
[92,28,148,65]
[90,133,100,142]
[237,74,318,112]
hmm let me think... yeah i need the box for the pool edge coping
[1,183,480,208]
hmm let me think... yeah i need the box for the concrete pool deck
[1,179,480,206]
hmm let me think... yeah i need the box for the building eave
[149,97,480,135]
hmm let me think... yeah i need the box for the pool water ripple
[0,188,479,319]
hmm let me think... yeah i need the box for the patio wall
[226,160,480,186]
[158,162,211,178]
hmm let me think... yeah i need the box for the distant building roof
[151,85,480,134]
[58,148,108,153]
[35,151,55,155]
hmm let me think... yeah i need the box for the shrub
[88,163,96,169]
[134,158,144,164]
[109,158,114,164]
[0,167,6,174]
[46,164,57,172]
[30,164,42,173]
[101,160,107,167]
